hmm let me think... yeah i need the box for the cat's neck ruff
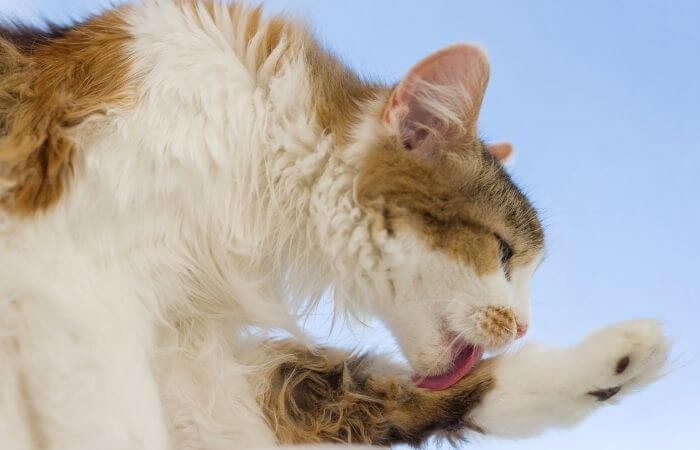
[1,2,389,330]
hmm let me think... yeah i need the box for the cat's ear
[382,44,489,156]
[487,141,513,163]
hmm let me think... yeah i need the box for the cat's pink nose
[515,322,528,339]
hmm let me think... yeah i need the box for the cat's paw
[469,319,669,438]
[575,319,668,402]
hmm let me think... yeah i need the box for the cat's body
[0,2,668,449]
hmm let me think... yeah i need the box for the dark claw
[588,386,622,401]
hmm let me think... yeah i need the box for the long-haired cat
[0,1,668,449]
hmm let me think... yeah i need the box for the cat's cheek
[507,252,543,331]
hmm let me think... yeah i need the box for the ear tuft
[383,44,490,157]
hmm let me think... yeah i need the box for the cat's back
[0,1,314,221]
[0,1,326,298]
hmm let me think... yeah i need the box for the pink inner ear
[487,142,513,162]
[383,44,490,153]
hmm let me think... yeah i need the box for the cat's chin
[412,344,483,390]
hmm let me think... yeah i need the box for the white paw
[470,320,669,437]
[576,319,669,401]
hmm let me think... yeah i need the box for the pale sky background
[1,1,698,449]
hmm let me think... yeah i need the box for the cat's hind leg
[253,339,495,447]
[11,285,170,450]
[469,319,669,437]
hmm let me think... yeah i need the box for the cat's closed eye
[497,235,513,275]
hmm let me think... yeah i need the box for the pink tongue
[413,345,483,390]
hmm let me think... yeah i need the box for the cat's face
[356,45,544,389]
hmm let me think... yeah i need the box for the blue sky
[2,1,698,449]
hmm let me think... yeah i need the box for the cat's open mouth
[412,344,484,390]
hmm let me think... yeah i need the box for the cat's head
[354,45,544,389]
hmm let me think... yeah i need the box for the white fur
[0,2,669,449]
[471,320,669,437]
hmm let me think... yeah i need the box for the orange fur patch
[305,43,382,146]
[0,10,134,216]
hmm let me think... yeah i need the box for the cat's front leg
[469,319,669,437]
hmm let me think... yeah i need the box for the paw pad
[588,386,621,401]
[615,356,630,374]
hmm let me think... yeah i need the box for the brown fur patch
[258,340,495,447]
[357,132,544,274]
[0,10,134,216]
[304,40,382,146]
[478,305,517,347]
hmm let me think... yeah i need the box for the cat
[0,1,668,449]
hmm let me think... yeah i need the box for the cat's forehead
[356,139,544,272]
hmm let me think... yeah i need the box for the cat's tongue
[412,345,483,390]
